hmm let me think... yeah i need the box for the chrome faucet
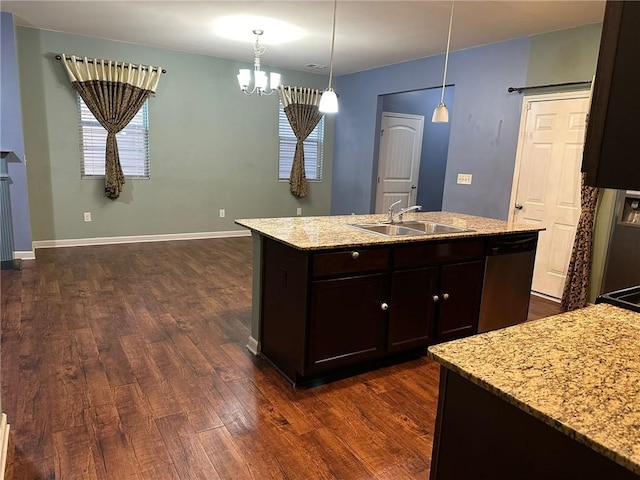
[396,204,422,222]
[387,200,422,223]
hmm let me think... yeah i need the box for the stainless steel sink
[400,221,474,235]
[350,223,426,236]
[349,221,473,237]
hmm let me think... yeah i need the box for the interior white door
[512,94,589,299]
[375,112,424,213]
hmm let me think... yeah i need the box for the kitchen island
[236,212,542,385]
[427,303,640,479]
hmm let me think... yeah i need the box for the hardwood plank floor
[2,238,562,479]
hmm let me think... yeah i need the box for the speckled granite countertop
[428,304,640,475]
[235,212,542,250]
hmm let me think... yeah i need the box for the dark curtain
[72,80,152,199]
[561,173,600,311]
[284,103,323,198]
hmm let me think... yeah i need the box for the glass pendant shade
[432,102,449,123]
[319,88,339,113]
[254,70,268,90]
[270,72,281,89]
[237,69,251,89]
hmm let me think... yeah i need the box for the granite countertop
[235,212,542,250]
[428,304,640,475]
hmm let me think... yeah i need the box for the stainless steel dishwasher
[477,233,538,333]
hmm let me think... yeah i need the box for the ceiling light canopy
[213,15,305,45]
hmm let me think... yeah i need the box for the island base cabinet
[430,369,639,480]
[436,261,484,341]
[388,267,439,352]
[308,274,388,374]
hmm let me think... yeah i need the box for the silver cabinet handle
[380,302,389,311]
[443,293,450,300]
[352,251,360,259]
[433,295,439,302]
[515,203,523,210]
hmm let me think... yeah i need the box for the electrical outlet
[219,209,225,218]
[83,212,92,222]
[296,207,302,216]
[457,174,473,185]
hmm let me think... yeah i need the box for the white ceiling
[3,1,605,76]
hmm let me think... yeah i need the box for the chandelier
[237,29,281,96]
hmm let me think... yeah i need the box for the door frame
[375,111,425,213]
[508,90,591,223]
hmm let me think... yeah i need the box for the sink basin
[350,223,426,236]
[401,221,474,235]
[349,221,473,237]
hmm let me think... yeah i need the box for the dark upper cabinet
[582,1,640,190]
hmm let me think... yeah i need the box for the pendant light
[319,0,338,113]
[433,1,454,123]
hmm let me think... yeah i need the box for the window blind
[278,104,324,181]
[78,95,150,178]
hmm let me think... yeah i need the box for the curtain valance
[60,54,163,92]
[278,86,324,198]
[279,85,323,108]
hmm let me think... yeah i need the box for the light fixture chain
[440,0,454,103]
[327,0,337,89]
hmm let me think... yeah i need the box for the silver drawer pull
[442,293,450,300]
[351,251,360,259]
[380,302,389,311]
[433,295,439,302]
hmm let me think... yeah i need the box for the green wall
[16,27,333,242]
[526,23,602,86]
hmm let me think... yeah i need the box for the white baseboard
[246,336,260,356]
[531,291,561,303]
[32,229,250,250]
[14,250,35,260]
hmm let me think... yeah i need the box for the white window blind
[78,95,150,178]
[278,104,324,181]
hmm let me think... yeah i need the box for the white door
[510,93,589,299]
[375,112,424,213]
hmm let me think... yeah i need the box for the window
[78,94,150,178]
[278,104,324,181]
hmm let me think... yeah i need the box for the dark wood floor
[1,238,562,480]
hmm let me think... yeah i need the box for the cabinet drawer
[312,248,390,277]
[394,239,485,268]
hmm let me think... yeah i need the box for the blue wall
[1,12,32,253]
[381,87,453,211]
[332,37,531,219]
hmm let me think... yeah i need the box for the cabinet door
[436,261,484,342]
[388,267,439,352]
[308,273,388,374]
[582,1,640,190]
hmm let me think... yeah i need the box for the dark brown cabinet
[582,0,640,190]
[259,236,486,385]
[308,273,388,373]
[436,261,484,341]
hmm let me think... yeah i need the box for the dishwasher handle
[487,234,538,255]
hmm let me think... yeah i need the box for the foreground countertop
[428,304,640,475]
[235,212,542,250]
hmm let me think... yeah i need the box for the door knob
[432,295,439,302]
[515,203,523,210]
[411,185,417,190]
[380,302,389,311]
[442,293,450,300]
